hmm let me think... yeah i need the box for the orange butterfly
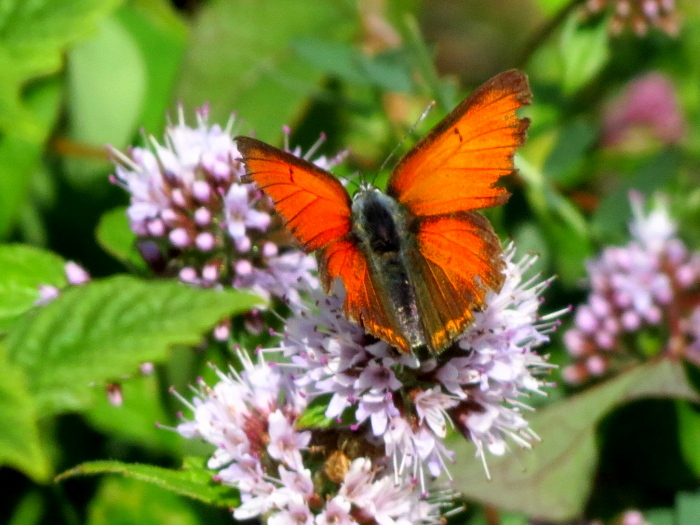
[237,69,531,354]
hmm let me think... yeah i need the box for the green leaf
[677,400,700,477]
[87,476,202,525]
[297,393,355,429]
[64,12,147,185]
[114,2,187,134]
[677,491,700,525]
[452,359,699,521]
[591,149,680,240]
[7,490,45,525]
[6,275,263,416]
[57,458,239,508]
[0,348,52,483]
[0,244,66,332]
[96,207,144,270]
[175,0,358,142]
[0,0,121,139]
[543,119,597,187]
[84,374,180,453]
[292,38,412,93]
[0,80,62,238]
[559,14,610,95]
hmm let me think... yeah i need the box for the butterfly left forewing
[404,212,505,352]
[236,136,352,252]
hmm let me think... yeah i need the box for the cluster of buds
[109,107,347,319]
[175,243,563,523]
[583,0,680,36]
[563,193,700,384]
[602,72,685,150]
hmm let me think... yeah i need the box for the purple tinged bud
[65,261,91,285]
[194,207,212,226]
[595,330,615,350]
[575,306,598,333]
[586,355,607,376]
[603,317,620,335]
[644,305,662,324]
[140,362,154,375]
[589,294,611,317]
[195,232,216,251]
[172,188,188,208]
[235,235,252,253]
[202,263,219,282]
[130,219,149,236]
[621,310,641,331]
[192,180,211,203]
[161,208,179,225]
[643,0,659,18]
[37,285,60,305]
[179,267,198,283]
[614,291,632,308]
[262,241,278,258]
[676,265,696,288]
[147,219,166,237]
[169,228,192,248]
[106,383,123,406]
[213,322,230,341]
[562,365,585,384]
[235,259,253,276]
[564,330,587,356]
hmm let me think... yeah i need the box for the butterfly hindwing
[318,238,410,352]
[405,212,505,351]
[387,69,531,217]
[236,137,352,252]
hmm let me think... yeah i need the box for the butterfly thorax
[350,189,426,351]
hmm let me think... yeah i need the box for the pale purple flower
[564,193,700,382]
[278,242,561,483]
[109,106,334,315]
[603,72,685,149]
[267,409,311,470]
[583,0,680,35]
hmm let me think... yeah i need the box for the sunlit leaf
[6,275,263,416]
[57,458,239,508]
[0,244,66,332]
[0,349,51,483]
[560,14,610,95]
[452,359,699,521]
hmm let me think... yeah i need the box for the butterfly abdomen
[351,190,425,350]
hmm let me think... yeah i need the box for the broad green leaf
[543,119,597,187]
[96,207,144,270]
[175,0,357,142]
[677,400,700,477]
[0,80,62,238]
[7,490,45,525]
[292,38,412,93]
[85,374,180,454]
[0,244,66,331]
[591,149,680,240]
[64,13,147,185]
[0,349,52,483]
[5,275,263,416]
[452,359,699,521]
[87,476,202,525]
[297,393,355,429]
[534,0,571,16]
[114,2,187,134]
[57,458,239,508]
[677,491,700,525]
[0,0,121,139]
[560,14,610,95]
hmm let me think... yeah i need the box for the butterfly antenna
[372,101,436,186]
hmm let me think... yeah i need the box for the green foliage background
[2,0,700,524]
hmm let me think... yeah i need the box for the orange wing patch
[387,69,531,217]
[236,137,352,252]
[318,238,410,352]
[406,212,505,352]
